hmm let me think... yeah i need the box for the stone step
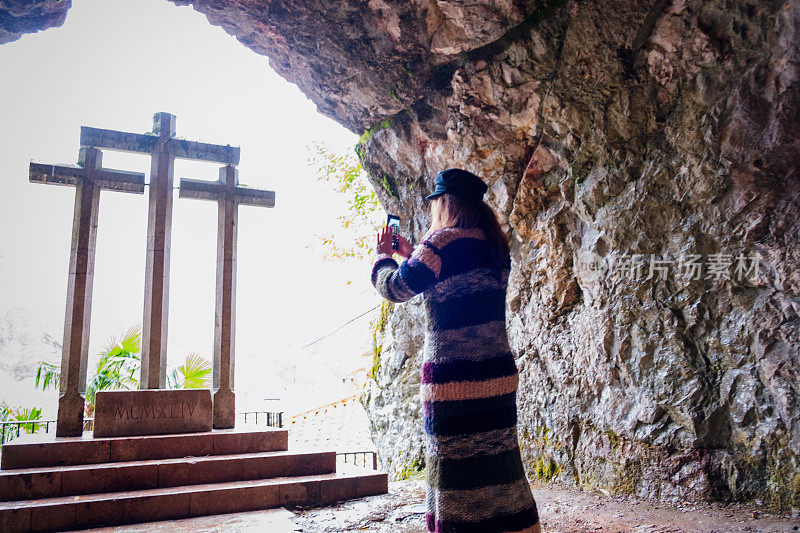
[0,428,288,469]
[0,469,388,532]
[0,449,335,501]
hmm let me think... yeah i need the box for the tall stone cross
[29,148,146,437]
[80,113,239,390]
[179,166,275,428]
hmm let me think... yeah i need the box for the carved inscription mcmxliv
[93,389,213,437]
[114,401,199,421]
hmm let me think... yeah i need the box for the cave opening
[0,0,381,455]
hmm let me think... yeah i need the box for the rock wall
[3,0,798,510]
[356,0,800,509]
[0,1,70,45]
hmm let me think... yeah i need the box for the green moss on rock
[532,455,562,481]
[380,173,399,199]
[368,301,392,381]
[354,118,393,162]
[396,457,425,481]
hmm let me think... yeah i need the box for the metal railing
[238,411,283,428]
[1,411,284,446]
[0,419,97,445]
[1,419,51,445]
[337,450,379,470]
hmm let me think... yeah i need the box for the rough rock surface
[354,0,800,510]
[3,0,799,511]
[0,1,70,45]
[168,0,546,132]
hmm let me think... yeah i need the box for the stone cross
[179,166,275,428]
[29,148,145,437]
[80,113,240,389]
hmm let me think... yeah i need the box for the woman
[371,168,541,533]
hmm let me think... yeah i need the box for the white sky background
[0,0,382,416]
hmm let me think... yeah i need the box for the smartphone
[387,215,400,250]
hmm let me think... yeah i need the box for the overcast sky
[0,0,382,415]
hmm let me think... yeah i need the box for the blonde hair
[424,193,510,267]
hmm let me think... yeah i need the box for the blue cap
[425,168,488,200]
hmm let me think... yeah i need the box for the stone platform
[0,427,387,531]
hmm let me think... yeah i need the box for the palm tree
[167,352,212,389]
[35,325,213,416]
[1,404,43,434]
[83,325,142,416]
[34,360,60,391]
[35,325,142,416]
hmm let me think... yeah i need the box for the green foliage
[379,173,399,199]
[373,301,391,338]
[357,119,392,147]
[307,141,385,262]
[33,325,142,417]
[368,301,393,381]
[33,325,211,420]
[368,351,381,381]
[395,457,425,481]
[35,325,211,416]
[167,352,212,389]
[19,326,213,446]
[0,404,43,434]
[35,360,60,391]
[84,325,142,415]
[354,118,393,162]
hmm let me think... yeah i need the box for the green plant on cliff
[395,456,425,481]
[605,429,621,449]
[532,455,562,481]
[763,451,800,513]
[307,141,385,261]
[379,173,399,199]
[354,118,392,162]
[368,301,393,380]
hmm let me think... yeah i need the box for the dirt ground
[291,478,800,533]
[83,476,800,532]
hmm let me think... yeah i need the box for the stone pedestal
[55,389,87,437]
[93,389,212,437]
[212,386,236,429]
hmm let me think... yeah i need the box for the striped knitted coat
[371,225,540,533]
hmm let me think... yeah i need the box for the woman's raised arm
[370,229,444,303]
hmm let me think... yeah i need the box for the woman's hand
[395,234,413,258]
[376,226,414,259]
[376,225,395,256]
